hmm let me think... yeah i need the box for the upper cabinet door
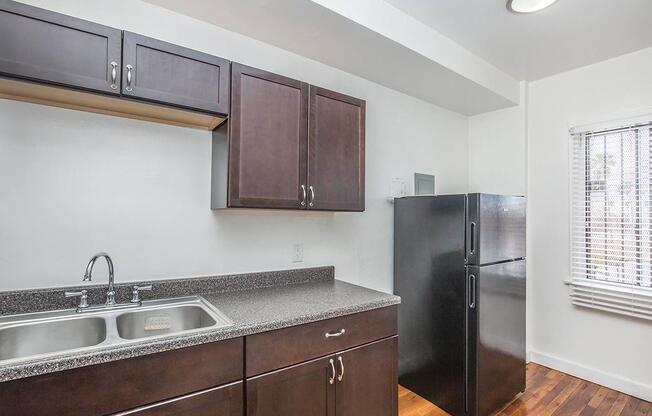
[228,63,308,209]
[122,32,230,115]
[0,0,122,95]
[308,86,365,211]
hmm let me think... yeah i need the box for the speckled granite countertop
[0,267,400,382]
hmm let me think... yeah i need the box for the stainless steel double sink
[0,296,232,364]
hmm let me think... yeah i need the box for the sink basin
[0,317,106,361]
[0,296,232,364]
[117,305,220,340]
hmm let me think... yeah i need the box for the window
[570,121,652,320]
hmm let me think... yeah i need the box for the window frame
[567,117,652,321]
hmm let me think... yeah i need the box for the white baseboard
[529,350,652,402]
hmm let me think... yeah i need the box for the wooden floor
[399,363,651,416]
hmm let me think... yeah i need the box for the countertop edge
[0,294,400,383]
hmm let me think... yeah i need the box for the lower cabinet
[0,339,243,416]
[115,382,243,416]
[335,337,398,416]
[0,307,397,416]
[247,356,335,416]
[246,337,398,416]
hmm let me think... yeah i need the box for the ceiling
[384,0,652,81]
[144,0,519,115]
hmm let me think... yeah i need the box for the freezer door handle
[469,274,476,309]
[469,222,476,255]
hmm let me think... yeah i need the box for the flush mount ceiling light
[507,0,559,13]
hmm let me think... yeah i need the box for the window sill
[565,279,652,321]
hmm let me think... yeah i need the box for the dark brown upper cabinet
[212,64,365,212]
[0,0,122,95]
[0,1,229,129]
[122,32,230,115]
[308,86,365,211]
[216,63,309,209]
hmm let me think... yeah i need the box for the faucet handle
[131,285,152,303]
[65,290,89,309]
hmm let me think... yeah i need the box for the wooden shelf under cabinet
[0,77,226,130]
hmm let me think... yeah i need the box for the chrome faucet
[65,253,152,313]
[83,252,116,305]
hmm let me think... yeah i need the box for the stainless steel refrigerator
[394,194,526,416]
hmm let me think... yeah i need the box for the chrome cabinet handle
[329,358,336,385]
[337,356,344,382]
[325,329,346,338]
[109,61,118,90]
[131,284,153,303]
[65,289,89,309]
[469,274,476,309]
[308,186,315,207]
[300,185,307,206]
[125,64,134,91]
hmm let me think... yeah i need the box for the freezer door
[466,194,526,265]
[394,195,467,416]
[467,260,526,416]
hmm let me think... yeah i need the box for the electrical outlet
[292,243,304,262]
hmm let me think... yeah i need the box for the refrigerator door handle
[469,222,476,255]
[469,274,476,309]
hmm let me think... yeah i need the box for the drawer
[246,306,397,376]
[0,338,243,416]
[115,381,243,416]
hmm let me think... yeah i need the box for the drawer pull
[329,358,336,385]
[325,329,346,338]
[337,356,344,382]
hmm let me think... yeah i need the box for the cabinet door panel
[308,86,365,211]
[122,32,230,114]
[115,382,242,416]
[0,0,121,94]
[335,337,398,416]
[229,63,308,209]
[247,356,335,416]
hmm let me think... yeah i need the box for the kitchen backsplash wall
[0,0,469,292]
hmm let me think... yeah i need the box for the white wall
[527,47,652,401]
[468,82,527,195]
[467,81,533,361]
[0,0,468,292]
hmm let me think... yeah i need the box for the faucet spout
[83,252,115,305]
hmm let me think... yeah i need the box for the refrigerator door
[394,195,467,416]
[466,194,526,265]
[467,260,526,416]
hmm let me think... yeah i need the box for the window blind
[570,122,652,320]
